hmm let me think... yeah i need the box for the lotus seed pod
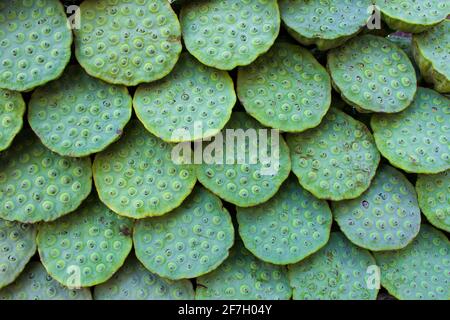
[416,170,449,232]
[288,232,378,300]
[278,0,373,51]
[37,195,134,287]
[0,0,73,92]
[412,20,450,93]
[196,112,291,207]
[0,219,36,289]
[237,42,331,132]
[74,0,182,86]
[374,224,450,300]
[195,242,292,300]
[94,255,194,300]
[93,120,197,218]
[236,175,332,265]
[328,35,417,113]
[332,164,421,251]
[386,33,422,83]
[371,87,450,174]
[0,89,25,151]
[0,262,92,300]
[134,186,234,280]
[28,65,132,157]
[0,131,92,223]
[133,52,236,142]
[180,0,280,70]
[374,0,449,33]
[286,108,380,201]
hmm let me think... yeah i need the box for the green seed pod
[237,42,331,132]
[180,0,280,70]
[94,255,194,300]
[0,89,25,151]
[74,0,182,86]
[37,195,134,287]
[371,87,450,174]
[133,52,236,142]
[287,108,380,201]
[0,219,36,289]
[196,242,292,300]
[134,186,234,280]
[288,232,378,300]
[0,131,92,223]
[0,262,92,300]
[328,35,417,113]
[279,0,373,50]
[374,224,450,300]
[28,65,132,157]
[332,164,421,251]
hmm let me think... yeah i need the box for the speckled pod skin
[371,87,450,174]
[286,108,380,201]
[412,20,450,93]
[0,262,92,300]
[386,33,422,83]
[0,0,72,92]
[134,52,236,142]
[195,242,292,300]
[93,120,197,218]
[332,164,421,251]
[134,186,234,280]
[0,219,36,289]
[374,224,450,300]
[237,42,331,132]
[37,195,134,287]
[28,65,132,157]
[74,0,182,86]
[288,232,378,300]
[416,170,449,232]
[180,0,280,70]
[374,0,449,33]
[0,131,92,223]
[94,255,195,300]
[0,89,25,151]
[279,0,373,51]
[328,35,417,113]
[237,175,332,265]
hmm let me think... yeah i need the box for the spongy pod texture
[332,164,421,251]
[94,255,195,300]
[133,52,236,142]
[0,0,72,92]
[412,20,450,93]
[28,65,132,157]
[0,131,92,223]
[237,42,331,132]
[133,186,234,280]
[37,194,134,288]
[195,241,292,300]
[0,219,36,289]
[74,0,182,86]
[328,35,417,113]
[288,232,378,300]
[195,112,291,207]
[0,89,25,151]
[278,0,373,51]
[180,0,280,70]
[286,108,380,201]
[93,120,197,218]
[374,224,450,300]
[416,170,449,232]
[236,175,332,265]
[374,0,449,33]
[0,262,92,300]
[371,87,450,174]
